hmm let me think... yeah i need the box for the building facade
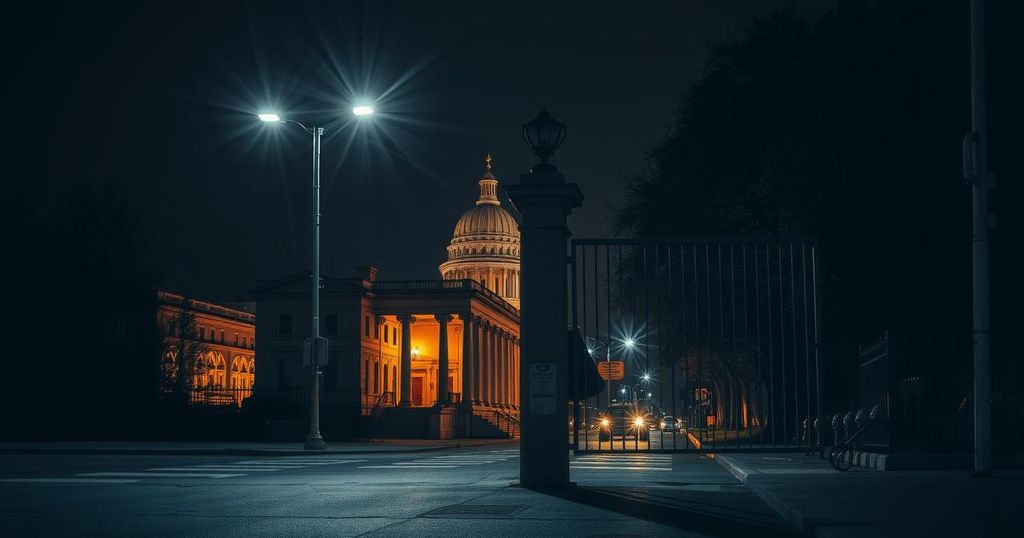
[250,157,521,438]
[157,290,256,407]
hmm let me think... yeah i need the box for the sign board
[528,363,556,415]
[596,360,625,381]
[302,336,329,367]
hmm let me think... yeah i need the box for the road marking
[569,465,671,471]
[77,472,244,479]
[0,478,141,484]
[230,459,362,463]
[357,465,457,469]
[147,467,285,472]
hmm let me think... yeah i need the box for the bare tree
[161,300,210,404]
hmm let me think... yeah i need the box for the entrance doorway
[411,377,423,406]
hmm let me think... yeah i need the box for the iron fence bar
[798,240,806,446]
[731,244,740,450]
[681,244,689,450]
[573,240,581,450]
[812,244,822,447]
[693,244,701,448]
[789,243,799,447]
[704,244,713,450]
[744,243,753,449]
[766,243,776,448]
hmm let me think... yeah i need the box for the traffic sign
[596,360,624,381]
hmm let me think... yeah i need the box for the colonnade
[443,268,520,302]
[393,311,519,409]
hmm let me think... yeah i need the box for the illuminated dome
[440,155,521,309]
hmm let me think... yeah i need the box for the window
[363,355,369,394]
[234,333,239,345]
[374,322,379,339]
[384,325,389,343]
[364,315,370,337]
[279,314,292,336]
[199,327,206,340]
[324,314,338,335]
[220,330,225,343]
[242,336,247,347]
[392,327,397,344]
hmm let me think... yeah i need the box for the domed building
[439,155,521,309]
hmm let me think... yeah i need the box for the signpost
[596,360,625,381]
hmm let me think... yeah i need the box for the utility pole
[965,0,993,477]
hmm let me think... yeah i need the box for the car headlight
[660,421,666,429]
[600,418,610,427]
[633,416,645,428]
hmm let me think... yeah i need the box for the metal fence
[570,237,822,452]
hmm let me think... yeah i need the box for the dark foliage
[614,0,1021,410]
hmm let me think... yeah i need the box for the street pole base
[304,435,327,450]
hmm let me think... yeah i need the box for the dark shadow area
[530,483,799,537]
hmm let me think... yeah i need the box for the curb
[716,454,815,536]
[0,440,518,457]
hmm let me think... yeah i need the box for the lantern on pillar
[522,110,566,169]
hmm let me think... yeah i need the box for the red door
[411,377,423,406]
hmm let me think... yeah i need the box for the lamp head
[522,110,566,167]
[258,113,282,122]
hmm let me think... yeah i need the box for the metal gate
[570,238,822,452]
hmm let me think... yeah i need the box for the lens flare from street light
[642,373,651,382]
[258,113,281,122]
[353,105,374,116]
[633,416,645,428]
[624,338,635,349]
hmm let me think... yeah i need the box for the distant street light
[641,373,651,382]
[624,338,635,349]
[257,106,374,450]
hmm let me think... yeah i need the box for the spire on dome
[476,153,500,206]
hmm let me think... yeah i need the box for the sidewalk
[716,452,1021,537]
[0,437,517,456]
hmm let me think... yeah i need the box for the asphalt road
[0,442,795,537]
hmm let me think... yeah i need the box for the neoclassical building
[156,290,256,407]
[439,154,521,309]
[250,156,521,439]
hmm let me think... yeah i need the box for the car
[661,415,682,432]
[597,402,650,441]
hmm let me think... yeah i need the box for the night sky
[7,1,832,301]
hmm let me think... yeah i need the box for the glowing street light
[624,338,636,349]
[256,105,374,450]
[642,373,651,382]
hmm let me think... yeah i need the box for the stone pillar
[506,156,583,488]
[497,329,505,405]
[513,339,520,408]
[435,314,451,404]
[398,314,413,407]
[481,323,492,405]
[460,314,474,408]
[474,318,486,405]
[501,332,510,406]
[489,326,498,405]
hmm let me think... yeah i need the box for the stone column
[398,314,413,407]
[496,330,505,406]
[460,314,474,408]
[506,153,583,488]
[474,318,486,405]
[480,323,491,405]
[489,326,498,405]
[435,314,451,404]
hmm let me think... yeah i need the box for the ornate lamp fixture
[522,110,566,169]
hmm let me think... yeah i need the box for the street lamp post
[259,106,374,450]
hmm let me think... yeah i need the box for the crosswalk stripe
[570,465,671,471]
[0,478,141,484]
[395,462,485,466]
[77,472,244,478]
[147,467,285,472]
[357,465,456,469]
